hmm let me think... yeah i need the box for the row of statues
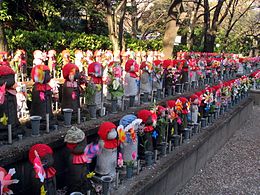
[1,70,253,194]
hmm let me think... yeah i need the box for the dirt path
[176,106,260,195]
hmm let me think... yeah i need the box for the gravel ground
[176,106,260,195]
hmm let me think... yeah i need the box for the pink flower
[177,117,182,125]
[132,151,137,160]
[117,152,123,167]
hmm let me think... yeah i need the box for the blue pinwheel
[152,130,158,139]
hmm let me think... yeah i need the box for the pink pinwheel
[132,151,137,160]
[39,92,45,101]
[0,83,6,105]
[117,153,124,168]
[0,168,19,195]
[33,151,46,183]
[72,91,77,100]
[85,143,100,163]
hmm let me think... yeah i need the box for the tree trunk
[187,0,201,51]
[131,0,138,38]
[0,0,8,51]
[0,23,7,51]
[119,2,126,51]
[204,33,216,52]
[106,1,119,51]
[163,18,178,59]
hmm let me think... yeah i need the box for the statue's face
[146,116,153,126]
[68,68,79,81]
[107,128,117,140]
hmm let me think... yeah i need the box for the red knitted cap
[88,62,103,75]
[125,59,136,72]
[29,144,53,164]
[153,60,162,66]
[163,59,172,69]
[98,122,117,149]
[190,94,198,102]
[167,100,176,109]
[62,63,79,79]
[137,109,152,123]
[0,65,15,76]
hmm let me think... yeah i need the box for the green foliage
[84,82,97,105]
[125,38,162,51]
[0,1,11,21]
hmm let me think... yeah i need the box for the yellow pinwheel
[86,171,95,179]
[117,126,126,143]
[0,113,8,126]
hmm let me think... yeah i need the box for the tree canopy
[0,0,259,56]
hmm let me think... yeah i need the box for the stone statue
[61,63,80,113]
[0,65,21,138]
[64,126,90,193]
[30,65,53,120]
[95,122,118,178]
[140,62,152,100]
[47,50,57,77]
[137,110,157,153]
[124,59,139,107]
[88,62,103,109]
[29,144,56,195]
[118,115,142,163]
[190,94,199,124]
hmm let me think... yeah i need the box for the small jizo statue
[47,50,57,77]
[190,94,199,124]
[95,122,118,178]
[118,114,142,164]
[140,62,152,101]
[124,59,139,107]
[137,109,157,152]
[61,63,80,113]
[0,65,20,136]
[88,62,103,109]
[64,126,90,193]
[29,144,56,195]
[30,64,53,120]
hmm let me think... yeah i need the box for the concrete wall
[249,89,260,105]
[113,98,253,195]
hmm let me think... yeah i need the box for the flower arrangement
[84,81,97,105]
[106,62,124,99]
[125,151,137,167]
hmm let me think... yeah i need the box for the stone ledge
[112,98,253,195]
[0,92,192,167]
